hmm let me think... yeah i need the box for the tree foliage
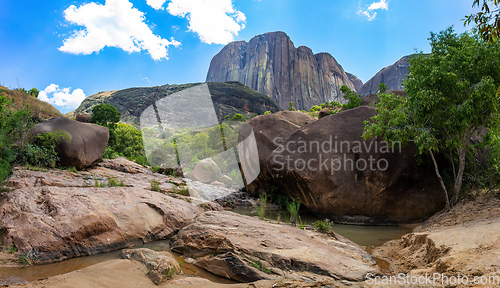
[231,113,245,122]
[91,104,121,126]
[464,0,500,42]
[340,85,362,110]
[28,88,39,98]
[0,95,34,182]
[363,27,500,209]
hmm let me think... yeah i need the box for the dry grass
[0,86,61,119]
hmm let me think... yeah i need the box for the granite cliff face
[206,31,356,110]
[346,72,363,92]
[359,55,411,96]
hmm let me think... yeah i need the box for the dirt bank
[372,196,500,287]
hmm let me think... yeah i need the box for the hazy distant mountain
[206,31,356,110]
[359,56,411,96]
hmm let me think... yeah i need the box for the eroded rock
[120,248,181,285]
[171,211,379,283]
[0,169,204,264]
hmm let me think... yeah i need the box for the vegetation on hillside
[73,82,281,126]
[142,120,244,181]
[363,28,500,209]
[0,89,67,185]
[0,86,61,119]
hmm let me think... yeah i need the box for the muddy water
[232,207,413,247]
[0,241,235,286]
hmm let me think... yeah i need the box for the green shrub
[150,179,160,191]
[256,194,267,220]
[251,259,272,274]
[172,185,189,196]
[0,95,34,183]
[108,177,125,187]
[309,105,321,112]
[231,114,245,122]
[286,199,301,224]
[263,111,272,115]
[8,245,17,254]
[94,179,105,188]
[22,130,70,168]
[313,218,333,233]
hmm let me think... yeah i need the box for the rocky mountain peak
[206,31,356,110]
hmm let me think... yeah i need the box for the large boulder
[0,168,204,264]
[239,111,313,195]
[170,211,379,283]
[190,158,222,184]
[267,106,446,224]
[75,113,91,123]
[33,117,109,169]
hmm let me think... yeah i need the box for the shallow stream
[0,207,412,285]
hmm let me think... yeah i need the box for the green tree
[28,88,39,98]
[91,104,121,146]
[91,104,121,126]
[340,85,362,110]
[464,0,500,42]
[363,28,500,209]
[288,101,296,111]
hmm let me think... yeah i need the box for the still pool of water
[232,207,414,247]
[0,240,235,286]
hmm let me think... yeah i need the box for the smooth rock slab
[171,211,379,283]
[0,185,203,264]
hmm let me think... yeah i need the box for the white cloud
[59,0,180,60]
[368,0,388,11]
[357,0,389,21]
[146,0,167,10]
[357,10,377,21]
[39,84,87,110]
[167,0,246,45]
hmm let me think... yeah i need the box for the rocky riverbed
[1,158,499,287]
[0,158,377,287]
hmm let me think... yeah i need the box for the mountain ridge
[70,82,281,125]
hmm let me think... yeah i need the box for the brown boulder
[120,248,181,285]
[75,113,91,123]
[239,111,313,195]
[190,158,222,184]
[318,108,331,119]
[170,211,379,283]
[267,106,446,224]
[33,117,109,169]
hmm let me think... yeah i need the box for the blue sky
[0,0,479,113]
